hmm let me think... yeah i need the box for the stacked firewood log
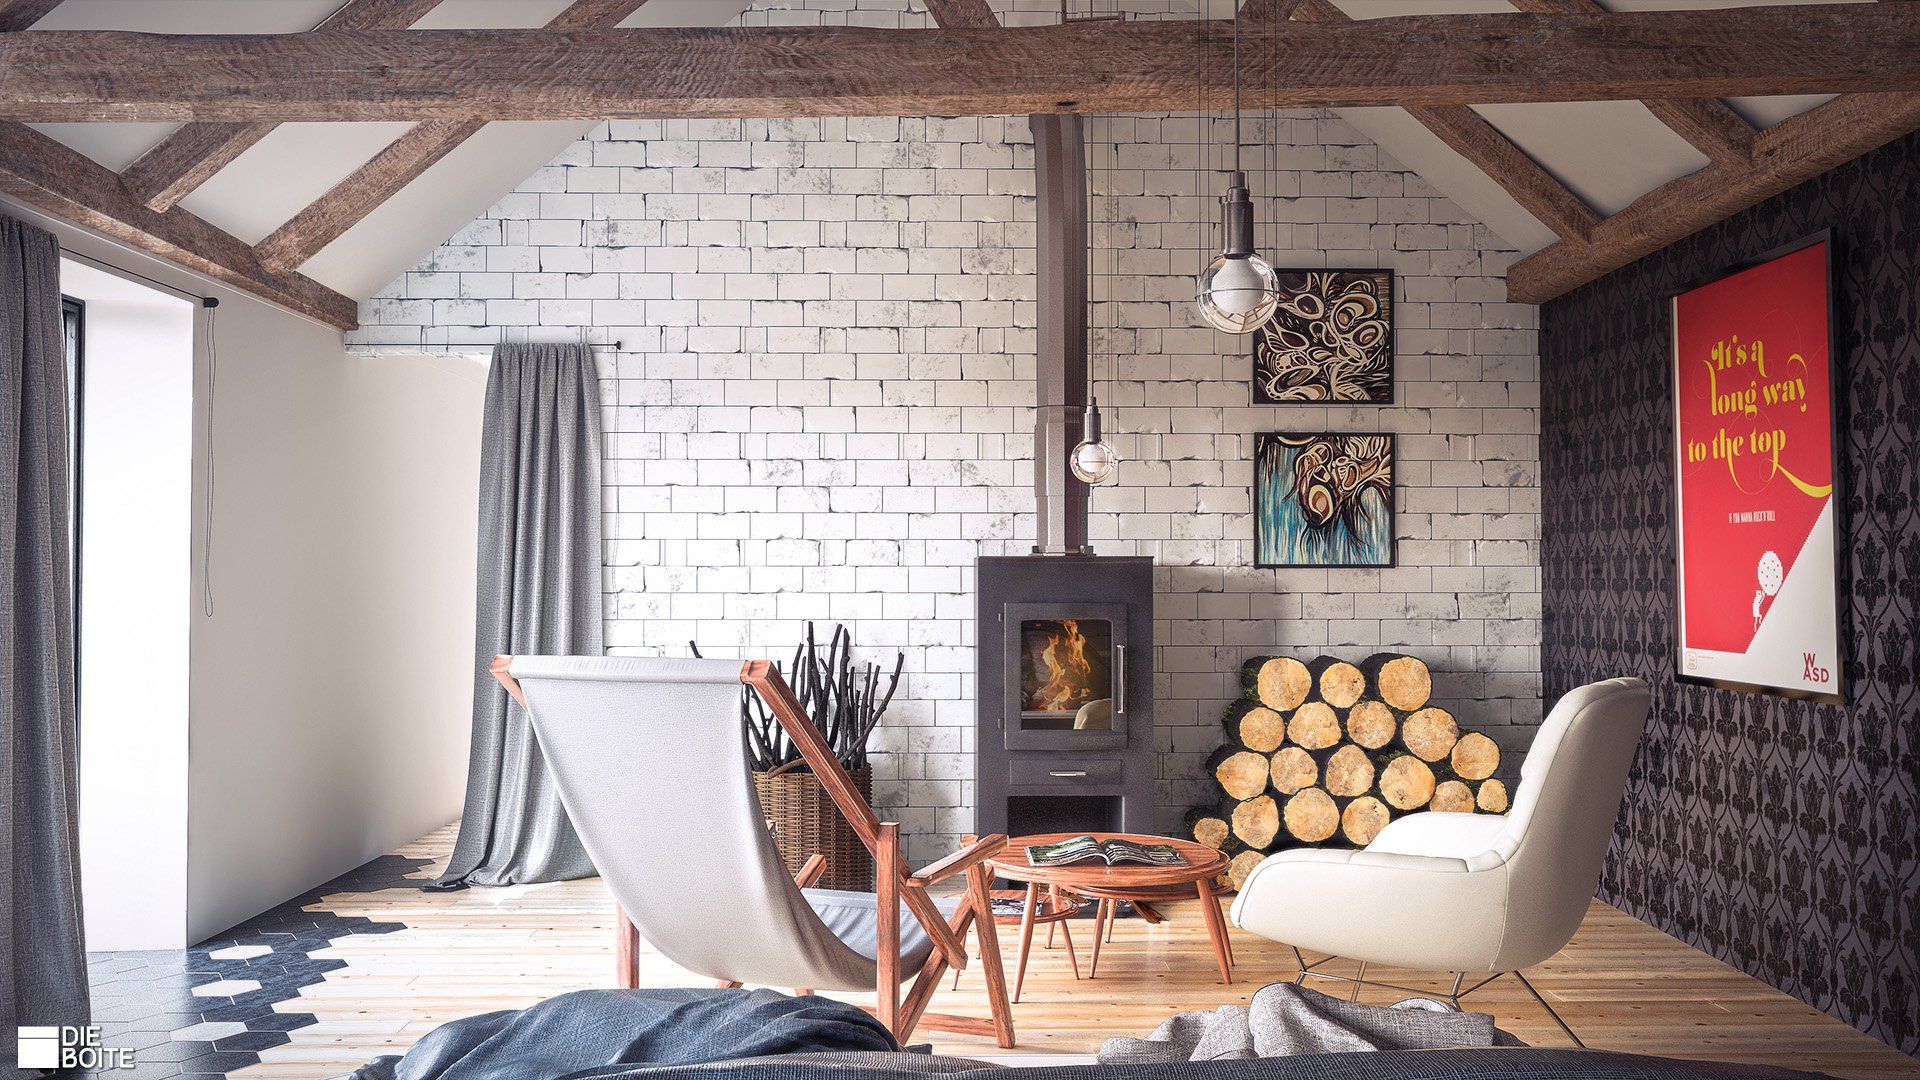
[1185,653,1507,890]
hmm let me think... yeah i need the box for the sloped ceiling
[10,0,1880,306]
[23,0,754,301]
[1325,0,1863,255]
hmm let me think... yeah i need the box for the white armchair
[1229,678,1650,1045]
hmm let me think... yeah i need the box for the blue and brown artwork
[1255,433,1395,568]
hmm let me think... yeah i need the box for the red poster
[1671,234,1842,700]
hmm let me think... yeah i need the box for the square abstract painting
[1255,433,1395,568]
[1251,269,1394,404]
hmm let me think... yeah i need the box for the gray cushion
[805,889,962,980]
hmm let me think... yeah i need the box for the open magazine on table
[1025,835,1186,868]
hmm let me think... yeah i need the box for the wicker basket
[753,765,874,891]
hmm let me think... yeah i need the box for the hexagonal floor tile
[205,944,274,961]
[169,1021,248,1043]
[188,978,261,997]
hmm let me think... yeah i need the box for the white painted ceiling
[13,0,1872,306]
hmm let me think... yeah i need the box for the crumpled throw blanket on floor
[351,987,899,1080]
[1097,982,1524,1064]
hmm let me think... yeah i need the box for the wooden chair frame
[492,657,1016,1048]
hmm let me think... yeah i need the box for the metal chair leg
[1513,969,1585,1049]
[1350,961,1368,1001]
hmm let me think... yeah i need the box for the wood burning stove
[976,556,1154,837]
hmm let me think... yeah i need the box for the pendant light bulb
[1198,171,1279,334]
[1070,401,1120,486]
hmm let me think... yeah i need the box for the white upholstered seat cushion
[805,889,961,975]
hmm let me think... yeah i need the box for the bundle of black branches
[691,623,905,774]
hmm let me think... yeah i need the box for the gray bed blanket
[583,1048,1830,1080]
[349,988,899,1080]
[1097,983,1522,1064]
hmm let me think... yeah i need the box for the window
[62,295,84,716]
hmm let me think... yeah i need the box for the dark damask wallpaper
[1540,132,1919,1056]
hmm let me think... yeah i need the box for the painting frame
[1668,230,1847,704]
[1251,268,1396,406]
[1254,432,1397,569]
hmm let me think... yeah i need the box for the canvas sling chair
[491,654,1016,1048]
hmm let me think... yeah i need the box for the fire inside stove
[1019,618,1114,730]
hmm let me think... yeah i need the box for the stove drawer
[1008,759,1124,788]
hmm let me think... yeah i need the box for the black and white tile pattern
[69,855,427,1079]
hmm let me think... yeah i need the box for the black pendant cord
[1232,3,1242,177]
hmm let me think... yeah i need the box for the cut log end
[1251,656,1312,712]
[1269,745,1319,795]
[1314,659,1366,709]
[1190,814,1231,850]
[1235,705,1287,753]
[1476,777,1510,813]
[1226,849,1266,892]
[1365,654,1433,711]
[1452,731,1501,781]
[1379,754,1438,810]
[1287,700,1341,750]
[1341,795,1391,846]
[1401,706,1460,763]
[1323,744,1376,798]
[1212,748,1271,801]
[1430,779,1476,814]
[1283,787,1339,843]
[1345,700,1396,750]
[1231,794,1281,849]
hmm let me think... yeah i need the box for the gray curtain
[433,342,604,888]
[0,216,89,1036]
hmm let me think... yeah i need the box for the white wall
[182,313,484,943]
[3,199,484,945]
[351,103,1543,864]
[66,259,195,950]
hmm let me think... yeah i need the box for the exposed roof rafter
[0,0,61,32]
[3,8,1918,122]
[0,121,360,328]
[922,0,999,29]
[118,0,451,213]
[254,0,650,273]
[1289,0,1600,242]
[1507,91,1920,302]
[1505,0,1759,164]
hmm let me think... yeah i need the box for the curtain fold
[0,215,89,1037]
[432,342,604,888]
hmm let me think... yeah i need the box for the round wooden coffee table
[987,833,1234,985]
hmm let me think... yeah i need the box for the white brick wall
[352,5,1542,865]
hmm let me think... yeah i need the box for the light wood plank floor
[237,825,1918,1080]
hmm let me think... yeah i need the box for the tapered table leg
[1195,877,1234,984]
[1013,883,1039,1003]
[1089,899,1110,978]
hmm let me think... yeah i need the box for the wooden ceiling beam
[1400,104,1600,242]
[1639,97,1757,164]
[1288,0,1599,242]
[253,118,483,272]
[119,0,451,213]
[1238,0,1305,21]
[0,121,359,328]
[252,0,646,274]
[0,0,62,32]
[1506,92,1920,303]
[1505,0,1758,164]
[922,0,1000,29]
[3,8,1918,122]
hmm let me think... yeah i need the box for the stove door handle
[1049,770,1089,779]
[1114,643,1128,718]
